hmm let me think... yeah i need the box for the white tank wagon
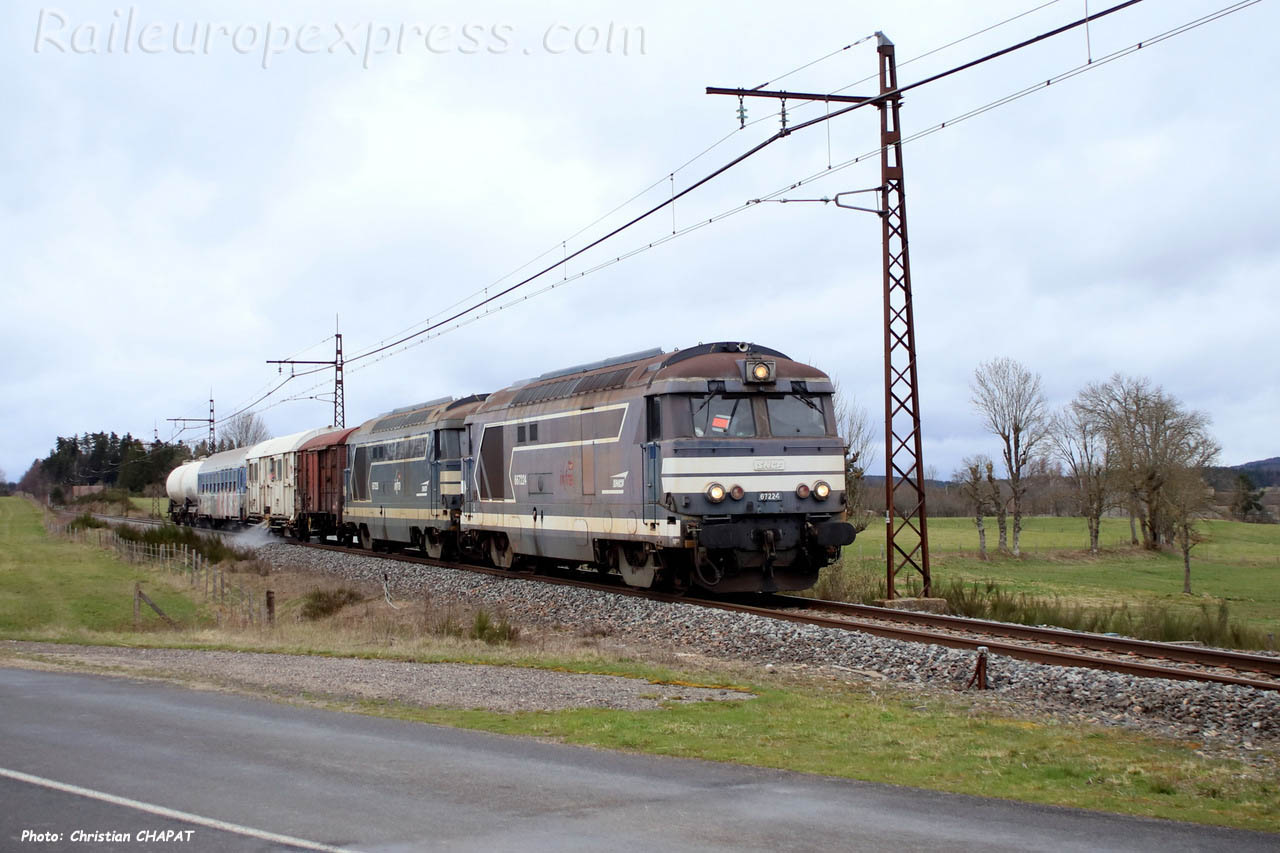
[165,460,201,523]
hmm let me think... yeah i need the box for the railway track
[753,595,1280,692]
[289,540,1280,693]
[80,515,1280,692]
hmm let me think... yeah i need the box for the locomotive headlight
[813,480,831,500]
[746,359,775,383]
[706,483,727,503]
[795,483,811,499]
[729,484,745,501]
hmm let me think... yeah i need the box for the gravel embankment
[2,643,748,712]
[258,543,1280,753]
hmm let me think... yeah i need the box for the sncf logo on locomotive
[752,459,786,471]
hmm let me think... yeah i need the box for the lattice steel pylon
[876,33,931,598]
[333,332,345,429]
[267,319,345,429]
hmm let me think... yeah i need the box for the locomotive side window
[766,393,830,437]
[646,396,661,441]
[435,429,462,460]
[688,394,755,437]
[351,445,370,501]
[477,425,510,500]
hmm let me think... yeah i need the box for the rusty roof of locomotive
[476,342,831,413]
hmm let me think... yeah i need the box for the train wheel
[619,543,658,588]
[489,534,515,569]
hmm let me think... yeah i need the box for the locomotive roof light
[795,483,811,499]
[729,484,745,501]
[813,481,831,500]
[706,483,727,503]
[746,360,775,383]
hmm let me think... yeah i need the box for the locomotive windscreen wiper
[792,391,822,413]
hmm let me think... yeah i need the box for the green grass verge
[0,498,205,637]
[335,686,1278,833]
[846,517,1280,636]
[128,496,166,518]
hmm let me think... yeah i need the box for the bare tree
[955,455,995,560]
[970,358,1048,556]
[832,381,876,533]
[1050,399,1114,554]
[1077,375,1218,550]
[1165,458,1217,594]
[984,461,1007,552]
[222,412,272,449]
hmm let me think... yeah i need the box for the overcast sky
[2,0,1276,483]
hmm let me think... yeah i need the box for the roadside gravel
[256,543,1280,755]
[1,642,750,712]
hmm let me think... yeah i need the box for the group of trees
[16,412,271,502]
[957,358,1223,593]
[17,433,190,500]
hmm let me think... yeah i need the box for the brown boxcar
[295,426,358,542]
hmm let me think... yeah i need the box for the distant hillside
[1208,457,1280,489]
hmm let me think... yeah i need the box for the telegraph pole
[707,31,930,599]
[267,319,346,428]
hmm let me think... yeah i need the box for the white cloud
[2,0,1276,480]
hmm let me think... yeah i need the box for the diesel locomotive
[167,342,855,593]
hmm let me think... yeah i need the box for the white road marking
[0,766,352,852]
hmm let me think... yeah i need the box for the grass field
[1,496,1277,832]
[128,496,166,518]
[842,517,1280,636]
[0,499,203,637]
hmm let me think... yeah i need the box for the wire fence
[45,519,273,629]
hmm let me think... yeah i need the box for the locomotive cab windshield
[653,391,835,439]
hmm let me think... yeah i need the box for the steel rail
[288,540,1280,693]
[766,595,1280,678]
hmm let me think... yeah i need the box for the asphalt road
[1,666,1275,852]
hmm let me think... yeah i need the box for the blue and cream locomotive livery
[168,341,856,594]
[452,342,854,592]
